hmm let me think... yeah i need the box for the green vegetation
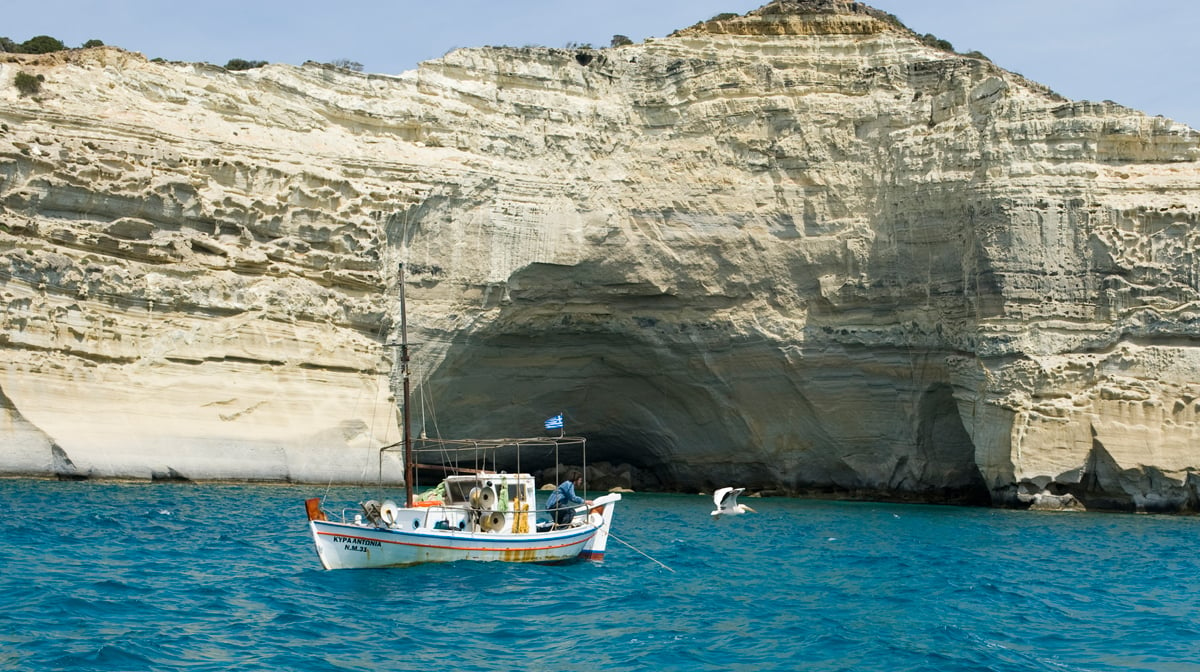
[14,71,43,96]
[876,12,906,29]
[914,31,989,61]
[330,58,363,72]
[224,58,268,71]
[16,35,66,54]
[0,34,96,54]
[918,33,954,52]
[610,35,633,48]
[0,34,304,70]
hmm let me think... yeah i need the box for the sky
[4,1,1197,129]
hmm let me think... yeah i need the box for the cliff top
[673,0,906,37]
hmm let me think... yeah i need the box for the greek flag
[544,414,564,430]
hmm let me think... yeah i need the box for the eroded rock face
[2,2,1199,510]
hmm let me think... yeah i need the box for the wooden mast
[399,263,414,508]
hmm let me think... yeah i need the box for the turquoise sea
[1,479,1198,671]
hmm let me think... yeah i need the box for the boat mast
[399,263,414,508]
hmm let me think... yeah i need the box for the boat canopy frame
[379,434,589,494]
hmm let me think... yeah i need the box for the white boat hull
[310,493,621,569]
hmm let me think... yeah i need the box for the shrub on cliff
[14,71,43,96]
[0,35,68,54]
[919,33,954,52]
[224,58,268,71]
[19,35,67,54]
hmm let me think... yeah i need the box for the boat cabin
[387,472,541,534]
[440,473,538,510]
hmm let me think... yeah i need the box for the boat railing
[323,491,616,532]
[414,500,609,532]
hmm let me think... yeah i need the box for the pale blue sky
[5,1,1197,129]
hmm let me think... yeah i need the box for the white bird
[711,487,757,518]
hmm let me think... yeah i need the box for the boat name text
[333,536,381,553]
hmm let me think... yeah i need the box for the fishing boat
[304,264,621,570]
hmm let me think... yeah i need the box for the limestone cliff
[2,0,1199,512]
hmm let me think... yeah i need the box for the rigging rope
[607,532,675,573]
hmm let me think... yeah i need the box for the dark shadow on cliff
[0,385,84,480]
[907,383,990,505]
[409,322,691,490]
[1060,429,1197,513]
[407,314,995,501]
[401,261,992,501]
[1063,432,1133,511]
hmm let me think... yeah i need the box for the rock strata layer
[2,1,1199,511]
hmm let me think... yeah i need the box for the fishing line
[608,532,675,573]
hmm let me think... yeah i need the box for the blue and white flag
[544,414,564,430]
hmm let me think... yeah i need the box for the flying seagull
[711,487,757,518]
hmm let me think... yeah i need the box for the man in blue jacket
[545,471,592,527]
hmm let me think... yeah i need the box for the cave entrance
[912,383,990,505]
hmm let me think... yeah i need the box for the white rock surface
[1,1,1199,510]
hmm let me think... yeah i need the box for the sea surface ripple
[1,480,1199,671]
